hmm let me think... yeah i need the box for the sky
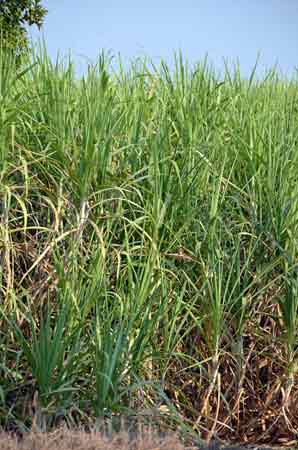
[29,0,298,78]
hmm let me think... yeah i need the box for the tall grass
[0,44,298,445]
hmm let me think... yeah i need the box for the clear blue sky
[29,0,298,78]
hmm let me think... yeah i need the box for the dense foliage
[0,0,47,55]
[0,47,297,445]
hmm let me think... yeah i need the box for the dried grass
[0,429,296,450]
[0,429,189,450]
